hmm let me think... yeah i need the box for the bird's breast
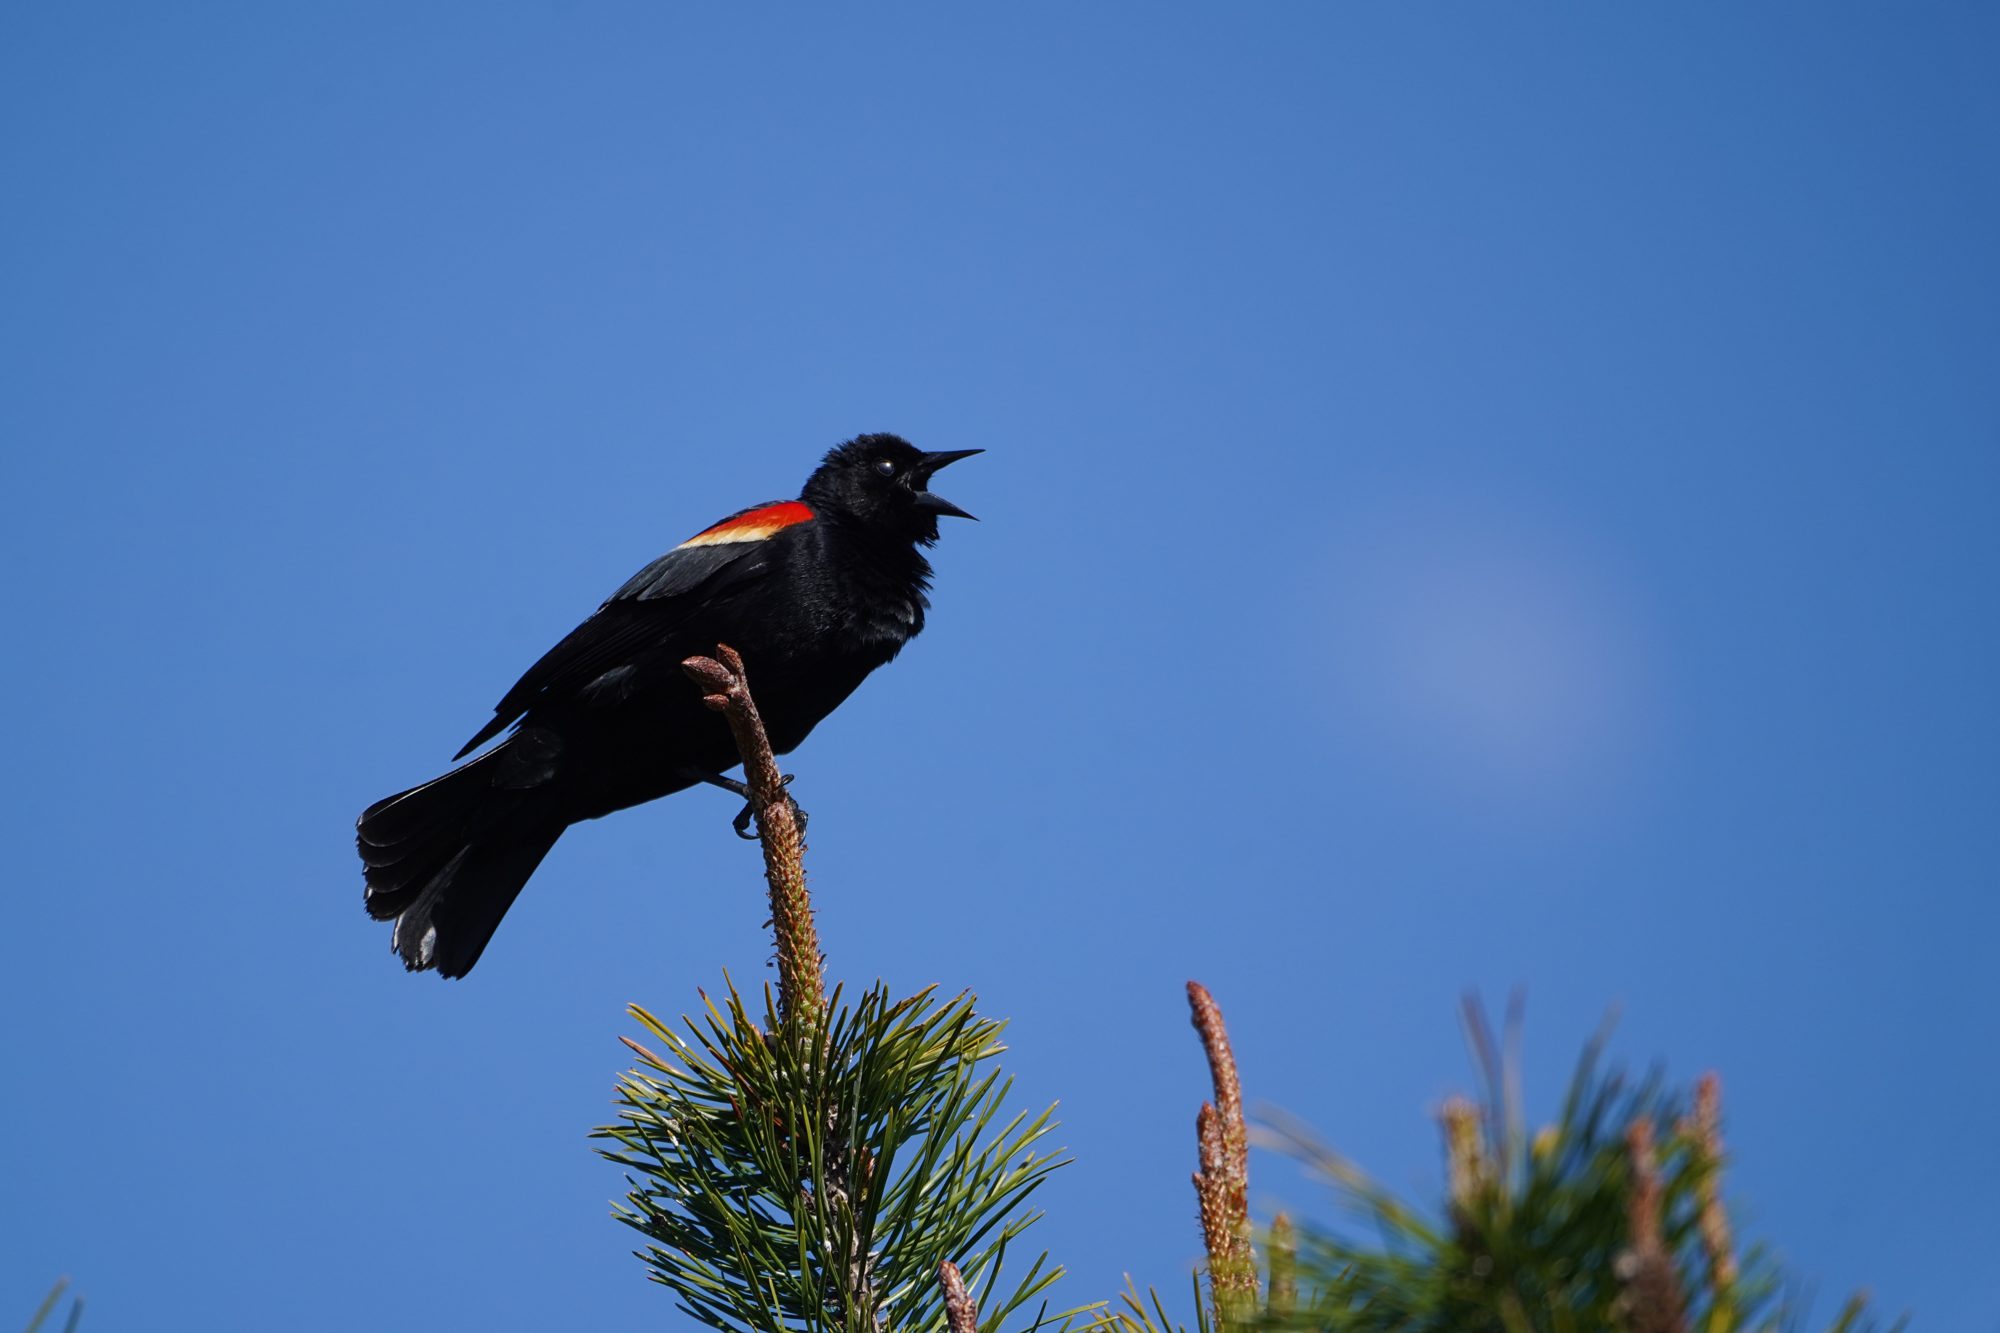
[843,594,924,649]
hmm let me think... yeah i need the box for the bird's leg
[683,770,760,839]
[685,770,809,841]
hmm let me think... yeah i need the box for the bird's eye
[873,458,896,477]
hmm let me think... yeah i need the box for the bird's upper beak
[911,448,983,520]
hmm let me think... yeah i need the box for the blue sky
[4,5,1996,1328]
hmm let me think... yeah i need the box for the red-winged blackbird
[356,434,980,978]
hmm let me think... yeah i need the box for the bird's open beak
[912,448,983,520]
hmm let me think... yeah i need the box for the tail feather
[386,830,561,977]
[357,744,565,978]
[358,757,493,849]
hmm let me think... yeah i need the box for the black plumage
[356,434,980,977]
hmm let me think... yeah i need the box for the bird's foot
[733,774,808,840]
[689,769,806,841]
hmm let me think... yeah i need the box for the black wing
[451,531,790,760]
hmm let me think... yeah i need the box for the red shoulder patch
[677,500,815,549]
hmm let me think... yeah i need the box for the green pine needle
[597,977,1073,1333]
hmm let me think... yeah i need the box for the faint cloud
[1303,491,1654,824]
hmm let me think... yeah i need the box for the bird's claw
[731,774,807,840]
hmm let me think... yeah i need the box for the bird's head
[803,434,983,545]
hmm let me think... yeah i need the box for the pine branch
[683,643,824,1025]
[1186,981,1255,1324]
[940,1261,979,1333]
[598,646,1069,1332]
[1683,1071,1739,1296]
[1100,993,1895,1333]
[1616,1116,1688,1333]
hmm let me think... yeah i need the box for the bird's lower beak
[913,448,983,520]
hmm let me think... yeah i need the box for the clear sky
[3,5,1995,1329]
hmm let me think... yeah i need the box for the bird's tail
[357,744,564,978]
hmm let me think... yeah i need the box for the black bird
[356,434,980,978]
